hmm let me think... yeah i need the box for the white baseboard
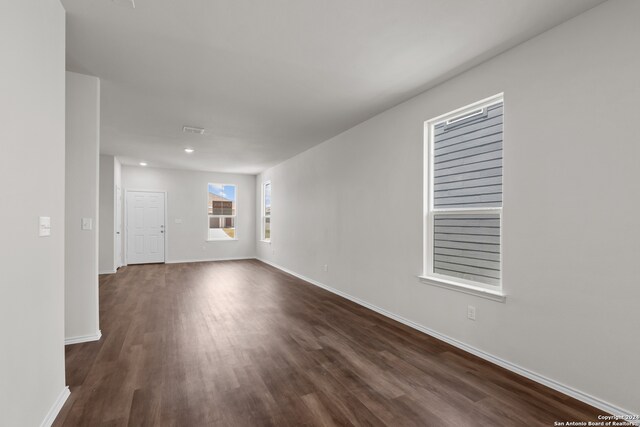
[166,256,254,264]
[65,330,102,345]
[257,258,637,421]
[40,386,70,427]
[99,269,117,275]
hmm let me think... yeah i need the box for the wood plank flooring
[54,259,603,426]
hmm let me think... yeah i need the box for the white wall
[122,166,256,263]
[65,72,101,342]
[99,155,115,273]
[256,0,639,415]
[0,1,67,425]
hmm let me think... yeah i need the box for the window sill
[418,275,506,303]
[259,239,271,244]
[206,238,238,242]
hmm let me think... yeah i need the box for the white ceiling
[62,0,605,174]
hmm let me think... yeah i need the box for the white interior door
[115,186,122,268]
[126,191,165,264]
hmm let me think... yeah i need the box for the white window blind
[426,95,503,289]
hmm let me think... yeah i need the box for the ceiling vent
[182,126,206,135]
[112,0,136,9]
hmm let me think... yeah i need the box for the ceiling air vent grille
[182,126,206,135]
[112,0,136,9]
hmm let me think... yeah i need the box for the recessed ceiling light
[184,148,195,153]
[182,125,205,135]
[139,162,147,166]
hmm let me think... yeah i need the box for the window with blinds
[262,181,271,241]
[425,95,503,289]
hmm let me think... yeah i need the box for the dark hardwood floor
[54,259,602,426]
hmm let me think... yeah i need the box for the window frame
[421,94,506,302]
[261,180,271,242]
[206,182,238,242]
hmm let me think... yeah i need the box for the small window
[262,181,271,241]
[424,94,504,292]
[208,183,237,241]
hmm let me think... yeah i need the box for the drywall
[99,155,116,273]
[257,0,640,415]
[122,166,256,263]
[0,1,68,426]
[65,72,101,342]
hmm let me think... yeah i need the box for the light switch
[81,218,93,230]
[39,216,51,237]
[174,218,182,224]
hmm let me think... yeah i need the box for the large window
[208,183,237,241]
[424,94,504,295]
[262,181,271,241]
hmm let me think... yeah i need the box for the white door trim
[124,188,168,265]
[115,185,123,269]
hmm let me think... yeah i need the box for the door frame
[115,185,123,269]
[124,188,168,265]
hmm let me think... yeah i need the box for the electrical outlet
[467,305,476,321]
[81,217,93,230]
[322,264,328,272]
[39,216,51,237]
